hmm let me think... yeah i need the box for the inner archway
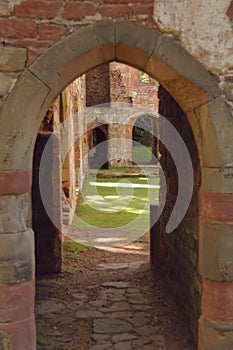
[88,125,109,170]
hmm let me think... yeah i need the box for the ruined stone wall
[73,75,88,196]
[154,0,233,113]
[0,2,233,349]
[110,62,159,111]
[0,0,231,112]
[158,85,201,340]
[86,63,110,107]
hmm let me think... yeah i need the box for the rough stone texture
[0,72,17,96]
[157,85,201,340]
[0,69,49,171]
[0,46,27,72]
[199,192,233,223]
[202,279,233,324]
[202,167,233,194]
[199,317,233,350]
[154,0,233,73]
[0,229,34,284]
[94,318,133,334]
[115,20,160,70]
[86,63,111,107]
[36,273,168,349]
[0,278,35,322]
[110,62,159,110]
[13,1,60,19]
[0,314,36,350]
[0,4,231,349]
[227,0,233,21]
[0,193,31,233]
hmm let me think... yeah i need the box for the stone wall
[158,85,201,340]
[86,63,110,107]
[0,2,232,349]
[110,62,159,111]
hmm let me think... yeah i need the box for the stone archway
[0,20,233,350]
[88,124,109,170]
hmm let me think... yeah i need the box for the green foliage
[63,240,88,259]
[37,337,64,349]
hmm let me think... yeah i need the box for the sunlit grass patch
[73,176,159,232]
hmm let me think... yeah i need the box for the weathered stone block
[199,192,233,223]
[0,46,27,72]
[202,167,233,193]
[98,4,132,18]
[115,20,160,69]
[0,229,35,284]
[94,20,115,61]
[199,222,233,281]
[0,69,49,170]
[224,83,233,101]
[0,193,30,233]
[186,105,222,168]
[38,23,67,41]
[154,35,221,101]
[63,2,96,20]
[30,25,103,97]
[0,278,35,323]
[203,98,233,167]
[13,0,60,19]
[0,73,16,96]
[199,317,233,350]
[0,315,36,350]
[202,279,233,324]
[0,18,37,39]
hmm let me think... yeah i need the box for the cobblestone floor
[36,243,195,350]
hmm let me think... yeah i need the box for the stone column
[199,190,233,349]
[0,170,36,349]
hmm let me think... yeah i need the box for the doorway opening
[33,60,199,349]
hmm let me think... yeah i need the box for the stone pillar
[108,123,132,167]
[199,192,233,349]
[0,170,36,349]
[32,132,62,274]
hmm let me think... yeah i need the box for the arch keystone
[115,20,161,70]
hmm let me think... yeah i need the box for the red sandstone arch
[0,20,233,350]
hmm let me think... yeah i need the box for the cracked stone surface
[36,244,195,350]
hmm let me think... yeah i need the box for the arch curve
[0,19,230,175]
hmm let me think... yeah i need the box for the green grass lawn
[72,176,159,233]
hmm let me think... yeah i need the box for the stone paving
[36,262,167,350]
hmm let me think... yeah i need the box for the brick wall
[86,63,111,107]
[110,62,159,111]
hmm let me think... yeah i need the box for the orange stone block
[0,279,35,323]
[199,192,233,222]
[202,279,233,324]
[0,169,32,195]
